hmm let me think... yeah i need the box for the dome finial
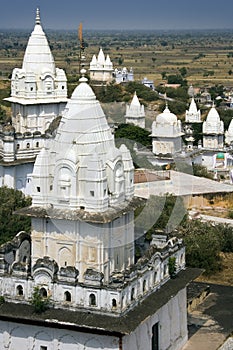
[36,8,41,25]
[79,68,88,83]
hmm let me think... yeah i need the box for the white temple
[125,92,145,128]
[0,9,67,194]
[185,97,201,123]
[89,48,113,83]
[202,103,225,169]
[225,118,233,146]
[5,8,67,134]
[0,67,196,350]
[151,104,184,156]
[113,66,134,84]
[202,103,224,149]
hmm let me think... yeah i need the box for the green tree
[167,74,187,86]
[192,164,214,179]
[178,221,223,275]
[179,67,187,77]
[31,287,51,314]
[0,187,31,245]
[168,257,177,278]
[115,123,151,147]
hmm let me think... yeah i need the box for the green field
[1,29,233,102]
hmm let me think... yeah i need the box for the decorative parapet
[83,268,104,286]
[58,266,79,284]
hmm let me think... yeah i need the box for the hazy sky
[1,0,233,30]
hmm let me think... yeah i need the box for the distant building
[125,92,145,128]
[113,66,134,84]
[151,104,184,158]
[89,48,113,83]
[185,97,202,123]
[202,104,225,168]
[225,118,233,146]
[141,77,155,90]
[202,104,224,150]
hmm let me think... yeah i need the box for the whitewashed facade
[0,9,67,194]
[185,98,201,123]
[125,92,145,128]
[0,67,194,350]
[89,48,113,83]
[151,105,184,156]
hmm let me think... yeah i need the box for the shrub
[31,287,50,314]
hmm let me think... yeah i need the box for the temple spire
[35,8,41,25]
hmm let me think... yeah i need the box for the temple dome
[206,105,221,123]
[71,76,96,102]
[156,106,177,124]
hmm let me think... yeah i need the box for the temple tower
[125,92,145,128]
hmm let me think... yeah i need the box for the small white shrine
[225,118,233,146]
[185,97,201,123]
[125,92,145,128]
[89,48,113,83]
[151,104,184,156]
[202,103,224,149]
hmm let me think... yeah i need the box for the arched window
[64,291,71,302]
[36,141,39,148]
[40,288,47,298]
[131,287,135,301]
[154,271,157,284]
[143,280,147,293]
[112,298,117,308]
[89,293,96,306]
[16,285,23,296]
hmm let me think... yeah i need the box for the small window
[40,347,47,350]
[30,87,33,91]
[64,291,71,302]
[80,206,85,210]
[62,86,65,90]
[104,189,106,196]
[26,143,30,149]
[112,298,117,308]
[16,144,20,150]
[154,271,157,284]
[37,187,41,192]
[16,285,23,296]
[89,293,96,306]
[40,288,47,298]
[143,280,146,293]
[90,190,95,197]
[36,141,39,148]
[131,287,135,301]
[50,185,53,191]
